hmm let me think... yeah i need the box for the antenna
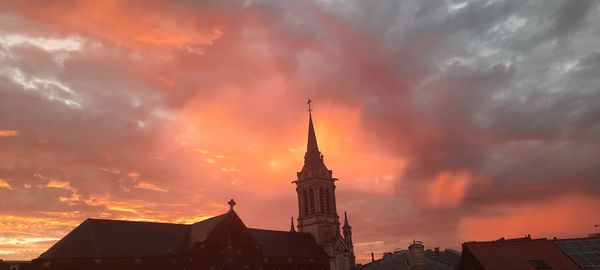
[307,98,313,113]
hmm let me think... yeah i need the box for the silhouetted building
[0,260,32,270]
[359,241,460,270]
[32,202,330,270]
[457,236,586,270]
[293,108,355,270]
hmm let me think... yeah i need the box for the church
[32,108,356,270]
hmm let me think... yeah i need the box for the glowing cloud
[134,182,168,193]
[0,130,19,137]
[0,178,12,190]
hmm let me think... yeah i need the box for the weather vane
[307,98,313,113]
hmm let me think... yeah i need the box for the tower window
[309,189,316,214]
[303,190,309,215]
[325,188,331,213]
[319,188,325,213]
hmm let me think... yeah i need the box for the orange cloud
[0,1,228,55]
[459,194,600,241]
[0,130,19,137]
[427,171,471,208]
[134,181,168,192]
[45,180,75,192]
[0,178,12,190]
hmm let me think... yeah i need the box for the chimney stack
[371,252,375,262]
[408,240,427,270]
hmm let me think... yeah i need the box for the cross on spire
[228,199,236,211]
[307,98,313,113]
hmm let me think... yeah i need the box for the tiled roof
[461,237,581,270]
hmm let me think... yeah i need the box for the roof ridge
[87,218,190,226]
[248,228,307,234]
[191,213,229,225]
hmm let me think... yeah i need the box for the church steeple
[299,102,331,181]
[294,99,355,270]
[307,112,320,155]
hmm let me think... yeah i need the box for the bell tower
[293,100,355,270]
[294,109,340,246]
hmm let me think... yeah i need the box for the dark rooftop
[554,237,600,269]
[360,248,460,270]
[247,228,328,257]
[461,237,581,270]
[38,211,328,260]
[39,218,189,259]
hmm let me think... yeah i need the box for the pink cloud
[0,130,19,137]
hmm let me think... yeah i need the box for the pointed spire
[343,211,351,229]
[307,111,320,154]
[298,99,329,180]
[290,217,296,232]
[304,101,323,167]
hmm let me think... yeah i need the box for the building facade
[294,111,355,270]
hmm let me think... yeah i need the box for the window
[325,188,331,213]
[309,189,316,214]
[319,188,325,213]
[303,190,309,215]
[529,259,552,269]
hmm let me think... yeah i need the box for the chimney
[408,241,427,270]
[371,252,375,262]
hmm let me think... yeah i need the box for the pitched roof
[39,219,189,259]
[186,213,228,246]
[247,228,328,257]
[461,237,581,270]
[554,237,600,269]
[38,211,329,260]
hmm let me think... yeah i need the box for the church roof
[187,213,229,246]
[248,228,328,257]
[38,212,328,260]
[39,218,189,259]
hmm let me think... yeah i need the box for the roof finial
[228,199,236,211]
[307,98,313,113]
[343,211,351,228]
[290,217,296,232]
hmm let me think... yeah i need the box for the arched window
[319,188,325,213]
[303,190,309,215]
[325,188,331,213]
[309,189,316,214]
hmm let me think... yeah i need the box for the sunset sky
[1,0,600,263]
